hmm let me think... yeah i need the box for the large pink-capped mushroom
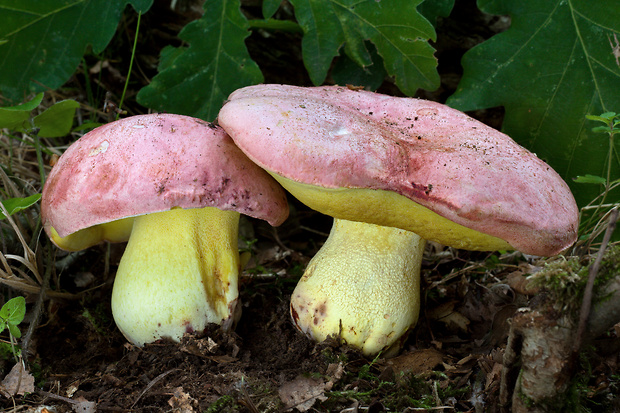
[218,84,579,356]
[41,114,288,346]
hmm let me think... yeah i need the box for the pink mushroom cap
[42,113,289,244]
[218,84,579,256]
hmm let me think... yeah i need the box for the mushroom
[41,114,288,346]
[217,84,579,356]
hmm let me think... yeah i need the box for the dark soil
[3,236,619,412]
[1,242,504,412]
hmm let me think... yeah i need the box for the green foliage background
[0,0,153,101]
[0,0,618,212]
[447,0,620,210]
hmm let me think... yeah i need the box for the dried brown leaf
[385,348,445,376]
[278,375,328,412]
[506,268,540,295]
[72,397,96,413]
[427,301,470,332]
[168,386,195,413]
[0,363,34,397]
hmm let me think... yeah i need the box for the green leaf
[0,0,153,103]
[586,115,612,124]
[0,194,41,219]
[573,174,607,185]
[157,45,186,72]
[331,42,386,90]
[72,121,102,132]
[1,296,26,339]
[0,92,43,130]
[591,125,612,134]
[0,297,26,326]
[586,112,618,127]
[447,0,620,208]
[126,0,151,13]
[262,0,282,19]
[290,0,439,94]
[418,0,456,27]
[0,92,43,112]
[137,0,263,121]
[33,99,79,137]
[7,324,21,339]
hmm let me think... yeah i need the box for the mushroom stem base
[290,218,426,356]
[112,207,240,346]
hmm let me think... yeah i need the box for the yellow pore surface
[49,216,135,251]
[271,173,513,251]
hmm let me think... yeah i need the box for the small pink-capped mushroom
[218,84,579,356]
[41,114,288,346]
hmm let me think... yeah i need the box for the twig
[37,388,79,404]
[21,243,53,365]
[500,322,522,411]
[299,225,330,237]
[573,207,619,354]
[237,376,260,413]
[31,128,46,189]
[131,368,179,408]
[0,202,42,285]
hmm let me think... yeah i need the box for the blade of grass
[117,11,141,119]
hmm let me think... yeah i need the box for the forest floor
[1,219,619,412]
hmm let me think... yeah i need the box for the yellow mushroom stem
[290,218,426,356]
[111,206,241,346]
